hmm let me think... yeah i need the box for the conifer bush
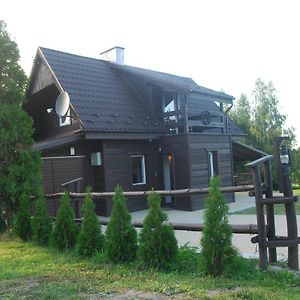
[51,191,78,251]
[32,193,52,246]
[200,177,236,276]
[77,189,104,257]
[105,185,137,263]
[14,193,32,241]
[139,191,178,269]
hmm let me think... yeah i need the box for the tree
[250,79,287,153]
[0,21,27,105]
[231,79,294,154]
[0,20,41,227]
[51,192,78,251]
[291,148,300,185]
[229,93,252,137]
[200,177,236,276]
[139,191,178,269]
[14,192,32,241]
[77,189,104,257]
[105,185,137,263]
[32,193,52,246]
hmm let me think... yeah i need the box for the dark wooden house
[25,47,265,216]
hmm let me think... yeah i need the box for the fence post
[251,165,268,270]
[263,160,277,263]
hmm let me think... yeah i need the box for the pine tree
[139,191,178,269]
[0,21,41,227]
[51,192,78,251]
[32,193,52,245]
[14,193,32,241]
[105,185,137,263]
[77,189,104,257]
[200,177,236,276]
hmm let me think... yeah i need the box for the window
[91,152,102,166]
[131,155,146,185]
[70,147,75,156]
[59,109,71,126]
[208,151,219,178]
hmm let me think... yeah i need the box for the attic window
[59,109,71,127]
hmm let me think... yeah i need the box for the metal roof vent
[100,46,124,65]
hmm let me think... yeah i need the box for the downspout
[224,103,233,134]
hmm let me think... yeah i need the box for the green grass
[234,189,300,215]
[1,236,300,299]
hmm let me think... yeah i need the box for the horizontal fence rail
[72,218,260,234]
[45,184,254,199]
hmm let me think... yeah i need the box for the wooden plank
[262,196,295,205]
[74,218,259,234]
[45,185,254,198]
[251,166,268,270]
[266,239,299,248]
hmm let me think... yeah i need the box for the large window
[208,151,219,179]
[131,155,146,185]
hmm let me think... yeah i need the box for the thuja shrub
[139,191,178,269]
[32,193,52,246]
[14,193,32,241]
[51,191,78,251]
[77,189,104,257]
[200,177,236,276]
[105,185,137,263]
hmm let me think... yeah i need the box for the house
[24,46,265,216]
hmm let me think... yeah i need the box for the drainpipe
[224,103,233,134]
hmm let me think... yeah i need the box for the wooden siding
[102,139,159,215]
[159,134,191,210]
[42,141,107,215]
[187,95,226,133]
[188,133,234,210]
[25,84,81,141]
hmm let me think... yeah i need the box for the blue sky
[2,0,300,144]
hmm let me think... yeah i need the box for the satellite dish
[55,91,70,117]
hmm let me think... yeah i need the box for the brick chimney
[100,46,124,65]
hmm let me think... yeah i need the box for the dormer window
[59,109,71,126]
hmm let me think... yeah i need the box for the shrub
[77,189,104,257]
[200,177,236,276]
[51,191,78,251]
[0,211,7,233]
[105,185,137,263]
[174,244,200,273]
[32,193,52,246]
[14,193,32,241]
[139,191,177,269]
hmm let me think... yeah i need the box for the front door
[163,153,174,204]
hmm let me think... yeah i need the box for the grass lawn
[1,236,300,299]
[234,189,300,215]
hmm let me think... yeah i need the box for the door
[163,153,174,204]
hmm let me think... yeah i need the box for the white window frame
[131,155,146,185]
[208,151,218,179]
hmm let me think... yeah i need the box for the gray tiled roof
[111,64,234,101]
[40,48,165,133]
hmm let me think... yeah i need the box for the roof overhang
[232,140,269,162]
[33,135,83,152]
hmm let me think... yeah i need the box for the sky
[2,0,300,144]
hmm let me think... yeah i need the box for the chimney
[100,46,124,65]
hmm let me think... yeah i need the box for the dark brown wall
[159,134,191,210]
[42,140,106,215]
[188,133,234,210]
[103,139,159,215]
